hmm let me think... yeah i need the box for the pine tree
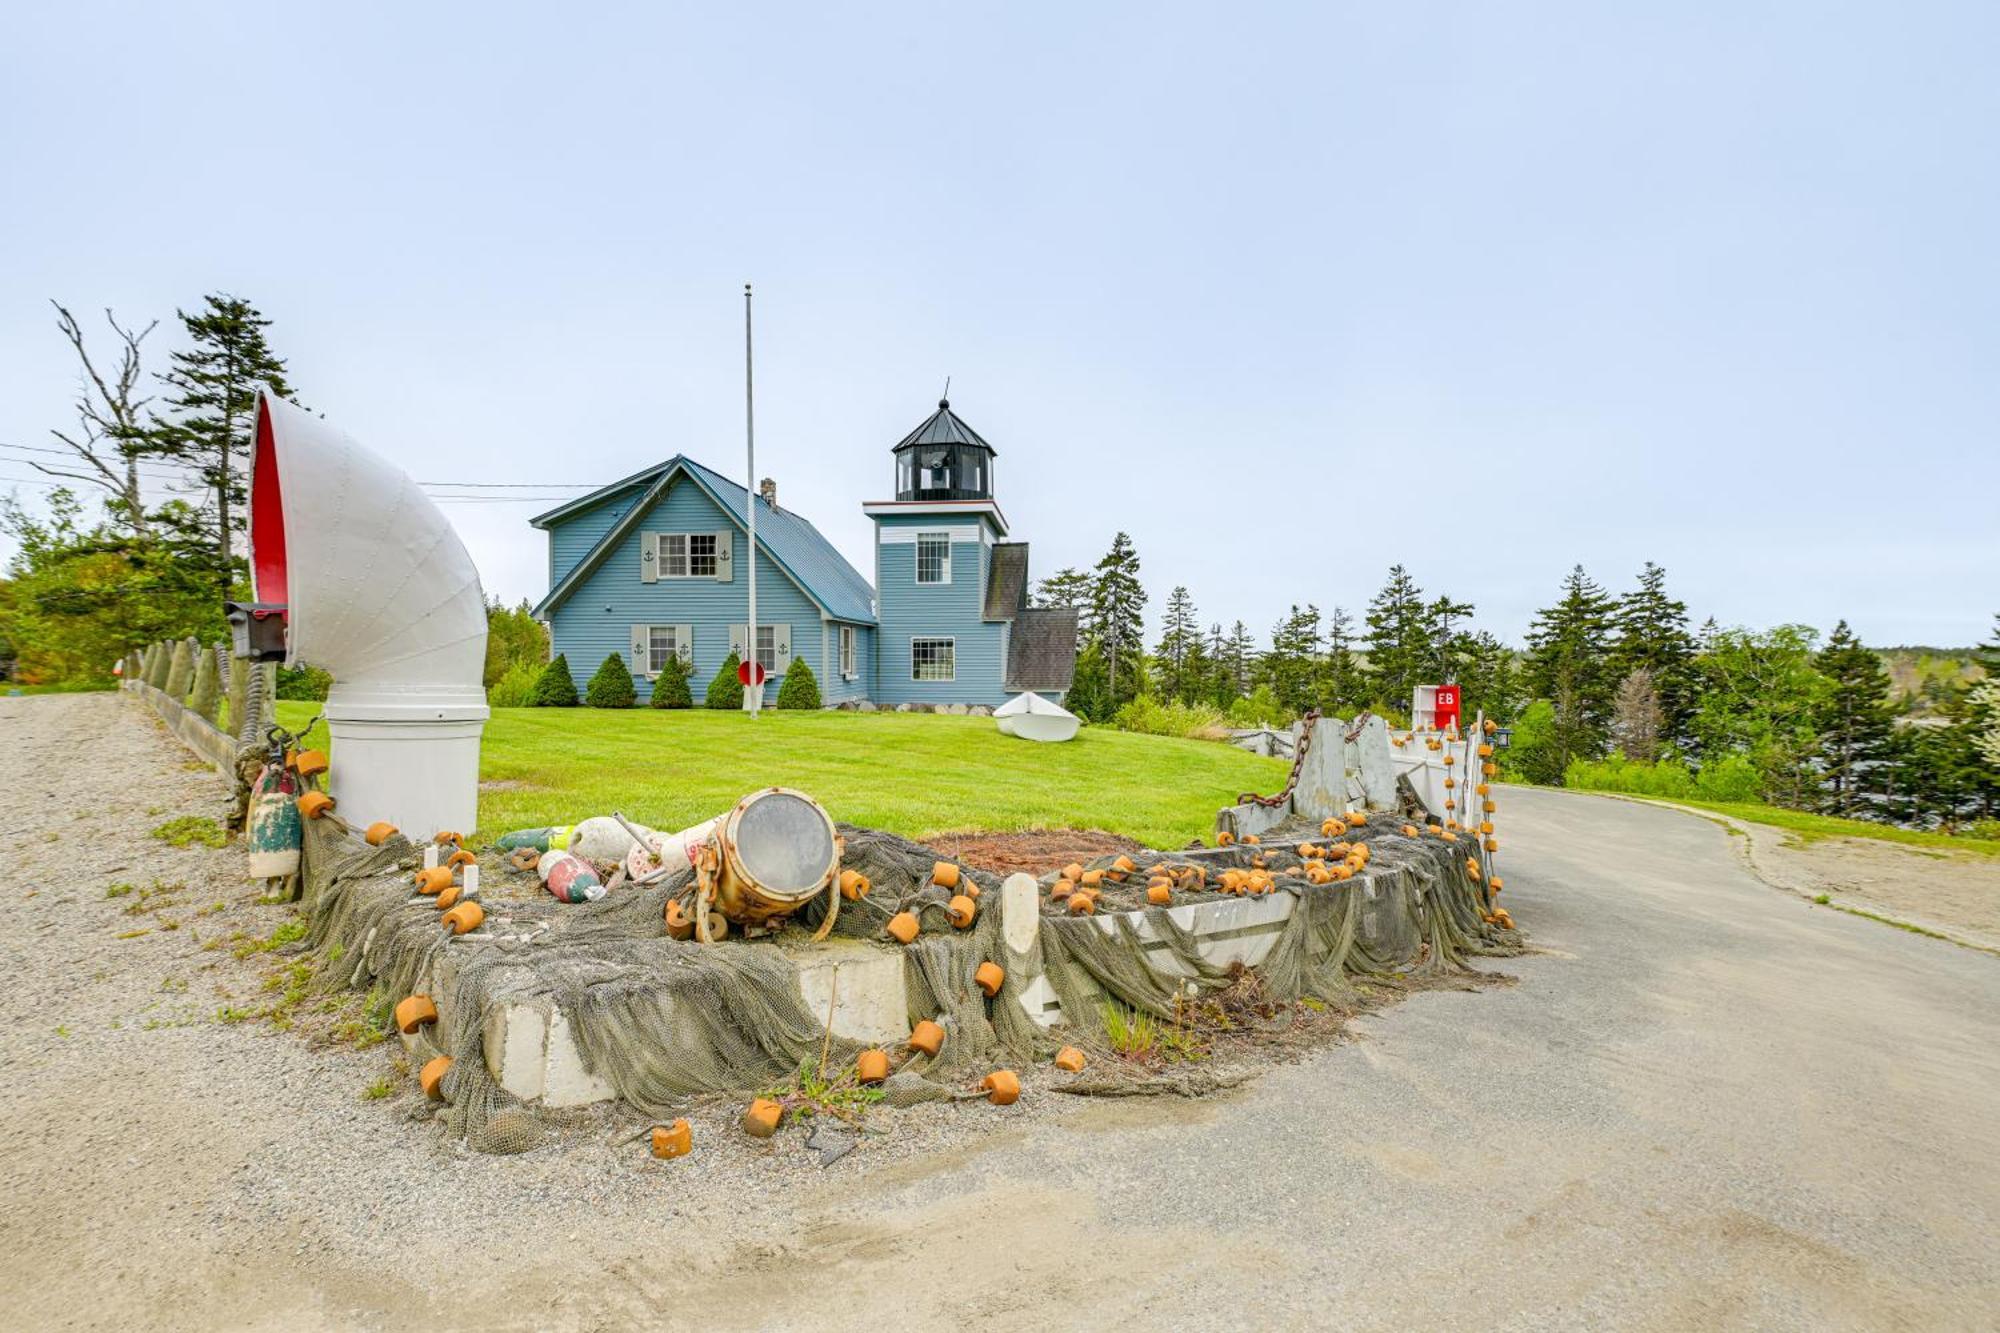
[649,651,693,708]
[1262,604,1323,716]
[531,653,579,706]
[1154,586,1204,703]
[151,294,296,598]
[1363,565,1433,711]
[1423,595,1476,682]
[1523,565,1618,777]
[1035,567,1095,650]
[1226,621,1257,698]
[1090,533,1147,708]
[1458,630,1518,721]
[585,652,637,708]
[775,656,822,709]
[706,651,745,709]
[1814,620,1893,818]
[1613,562,1697,745]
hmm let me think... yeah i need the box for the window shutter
[714,530,734,582]
[640,532,658,583]
[676,624,694,660]
[728,624,747,660]
[773,623,791,663]
[630,625,650,677]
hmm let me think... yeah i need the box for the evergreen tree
[1226,621,1256,698]
[1363,565,1433,710]
[1034,567,1095,649]
[585,652,637,708]
[151,294,297,597]
[775,656,822,709]
[1320,605,1365,714]
[1422,594,1477,682]
[1090,533,1147,708]
[706,650,745,709]
[1204,622,1233,705]
[1814,620,1893,818]
[1458,629,1518,721]
[1064,643,1112,723]
[1613,562,1697,744]
[1262,603,1323,716]
[530,653,579,706]
[1154,586,1205,703]
[1611,668,1665,762]
[649,650,693,708]
[1522,565,1619,777]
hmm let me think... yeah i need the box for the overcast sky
[3,2,1994,649]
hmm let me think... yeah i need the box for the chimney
[759,477,777,509]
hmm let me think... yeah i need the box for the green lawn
[274,703,1288,847]
[1603,792,2000,859]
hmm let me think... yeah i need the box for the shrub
[584,652,637,708]
[1223,685,1292,729]
[649,652,693,708]
[706,651,744,710]
[1693,752,1762,803]
[486,661,540,708]
[1113,694,1228,740]
[530,653,579,706]
[775,656,821,710]
[276,663,333,700]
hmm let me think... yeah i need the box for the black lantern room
[892,399,996,502]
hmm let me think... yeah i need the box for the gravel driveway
[3,693,1997,1330]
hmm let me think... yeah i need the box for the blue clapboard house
[529,399,1076,708]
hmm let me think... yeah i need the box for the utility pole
[744,283,760,718]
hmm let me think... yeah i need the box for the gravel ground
[4,693,1999,1330]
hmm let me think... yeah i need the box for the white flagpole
[744,282,760,718]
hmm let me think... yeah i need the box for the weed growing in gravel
[116,928,150,940]
[362,1077,394,1101]
[105,883,135,898]
[217,1005,256,1024]
[233,917,307,959]
[760,1059,885,1126]
[1814,893,1831,905]
[151,816,228,849]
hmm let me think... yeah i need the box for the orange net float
[441,901,484,935]
[419,1056,452,1099]
[412,866,453,896]
[433,831,463,848]
[364,821,398,846]
[664,898,696,940]
[651,1119,692,1159]
[1067,893,1097,915]
[1345,810,1368,825]
[1146,881,1173,906]
[393,995,437,1033]
[908,1019,946,1057]
[445,848,477,870]
[298,791,336,820]
[856,1049,890,1084]
[1054,1047,1086,1072]
[980,1070,1021,1105]
[292,749,330,779]
[947,895,978,929]
[742,1098,783,1138]
[886,911,920,944]
[932,861,961,890]
[1049,878,1075,902]
[436,885,466,910]
[1061,861,1084,882]
[838,869,870,901]
[974,962,1005,997]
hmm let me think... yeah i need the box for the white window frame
[755,624,778,674]
[657,532,718,579]
[911,636,955,682]
[915,532,951,585]
[647,625,685,676]
[839,624,856,679]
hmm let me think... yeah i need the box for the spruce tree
[1523,565,1618,777]
[1090,533,1147,708]
[1613,562,1697,744]
[1319,605,1364,714]
[1154,586,1204,703]
[706,650,745,709]
[1034,567,1096,649]
[649,651,693,708]
[531,653,579,706]
[151,294,297,598]
[584,652,637,707]
[1226,621,1257,699]
[775,656,822,709]
[1263,604,1323,716]
[1363,565,1433,711]
[1814,620,1892,818]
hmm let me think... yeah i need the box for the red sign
[738,660,768,687]
[1434,684,1461,731]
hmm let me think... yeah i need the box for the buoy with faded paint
[537,848,604,903]
[248,765,303,880]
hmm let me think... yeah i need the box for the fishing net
[295,797,1519,1153]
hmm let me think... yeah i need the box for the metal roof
[530,455,878,625]
[892,398,996,454]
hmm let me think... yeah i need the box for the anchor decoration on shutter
[640,532,658,583]
[714,530,733,582]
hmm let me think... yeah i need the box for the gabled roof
[983,542,1030,622]
[893,399,996,454]
[530,456,877,625]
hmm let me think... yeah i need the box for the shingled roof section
[1005,607,1079,694]
[983,542,1030,622]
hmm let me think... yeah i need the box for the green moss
[150,816,228,849]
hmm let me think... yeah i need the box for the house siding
[871,514,1009,707]
[819,620,876,705]
[548,489,641,589]
[546,474,825,704]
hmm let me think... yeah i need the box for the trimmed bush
[775,656,821,710]
[706,651,744,710]
[585,653,637,708]
[531,653,580,706]
[486,660,540,708]
[650,652,694,709]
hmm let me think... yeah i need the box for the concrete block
[1217,799,1292,843]
[1353,715,1399,810]
[794,941,911,1043]
[1000,873,1041,955]
[543,1008,616,1107]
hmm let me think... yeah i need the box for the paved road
[6,697,1997,1330]
[638,784,2000,1331]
